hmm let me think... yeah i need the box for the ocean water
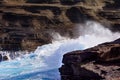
[0,21,120,80]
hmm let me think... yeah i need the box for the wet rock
[3,55,8,61]
[60,64,103,80]
[63,51,98,65]
[0,54,9,61]
[0,54,2,62]
[60,38,120,80]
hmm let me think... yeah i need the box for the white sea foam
[0,21,119,80]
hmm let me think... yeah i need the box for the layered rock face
[0,0,120,51]
[59,38,120,80]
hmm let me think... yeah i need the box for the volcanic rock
[59,38,120,80]
[2,55,9,61]
[0,54,2,62]
[0,0,120,51]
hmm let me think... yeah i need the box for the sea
[0,21,120,80]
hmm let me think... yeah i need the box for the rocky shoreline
[59,38,120,80]
[0,0,120,80]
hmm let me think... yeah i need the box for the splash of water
[0,51,29,61]
[0,21,119,80]
[74,21,120,48]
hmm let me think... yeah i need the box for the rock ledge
[59,38,120,80]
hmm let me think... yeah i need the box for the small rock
[0,54,2,62]
[3,56,8,61]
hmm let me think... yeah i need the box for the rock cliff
[0,0,120,51]
[59,38,120,80]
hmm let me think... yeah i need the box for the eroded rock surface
[59,38,120,80]
[0,0,120,51]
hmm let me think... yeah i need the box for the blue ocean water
[0,21,119,80]
[0,38,84,80]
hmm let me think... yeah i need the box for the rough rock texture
[59,38,120,80]
[0,0,120,51]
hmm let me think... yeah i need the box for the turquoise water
[0,38,84,80]
[0,21,119,80]
[0,68,59,80]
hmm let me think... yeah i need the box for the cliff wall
[0,0,120,51]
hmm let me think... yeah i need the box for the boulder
[0,54,2,62]
[60,38,120,80]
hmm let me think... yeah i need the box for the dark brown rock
[0,0,120,51]
[0,54,2,61]
[60,65,103,80]
[0,53,9,62]
[63,51,98,65]
[60,38,120,80]
[3,55,8,61]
